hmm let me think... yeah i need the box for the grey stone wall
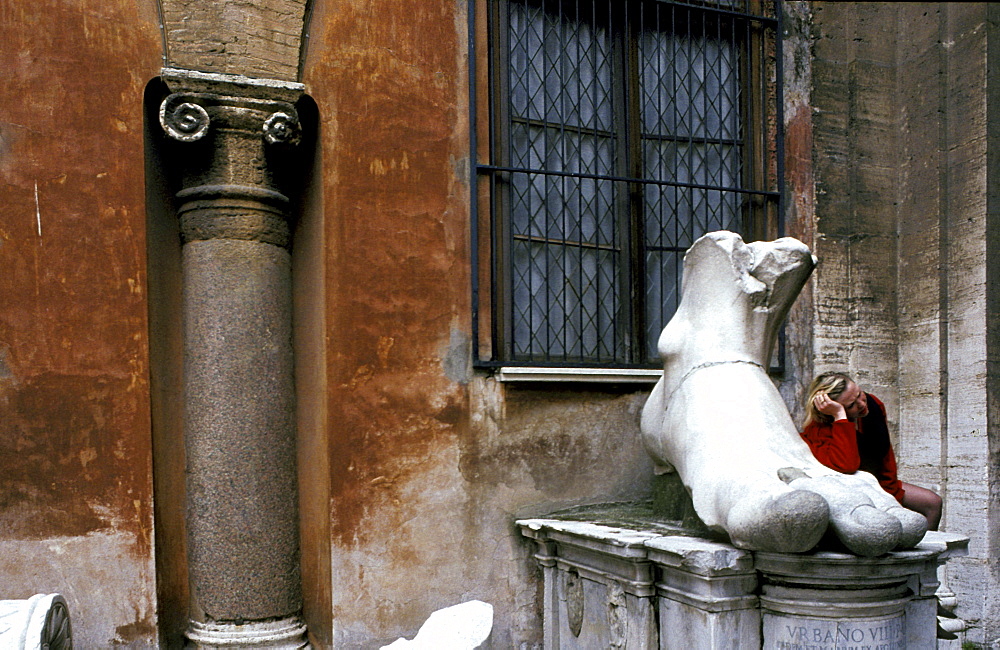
[809,2,999,644]
[810,1,900,402]
[894,5,997,645]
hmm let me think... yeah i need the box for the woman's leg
[901,482,942,530]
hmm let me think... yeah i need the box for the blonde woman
[801,372,942,530]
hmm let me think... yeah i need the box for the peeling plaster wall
[810,2,998,643]
[300,1,654,646]
[0,0,162,646]
[779,1,819,423]
[318,374,653,648]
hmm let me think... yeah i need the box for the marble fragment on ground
[0,594,72,649]
[380,600,493,650]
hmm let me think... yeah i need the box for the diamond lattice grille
[490,0,777,365]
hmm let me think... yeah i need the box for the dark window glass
[473,0,782,366]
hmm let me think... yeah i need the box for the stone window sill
[496,367,662,384]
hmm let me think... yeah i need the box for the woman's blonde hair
[802,371,855,428]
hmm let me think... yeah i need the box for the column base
[186,616,308,648]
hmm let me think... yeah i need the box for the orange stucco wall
[0,1,162,645]
[301,2,655,646]
[2,1,676,646]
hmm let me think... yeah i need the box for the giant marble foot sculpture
[640,232,925,556]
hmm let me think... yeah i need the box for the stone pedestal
[518,515,968,650]
[646,536,760,649]
[519,520,659,649]
[757,550,939,650]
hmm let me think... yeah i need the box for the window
[472,0,782,367]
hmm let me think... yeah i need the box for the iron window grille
[471,0,783,368]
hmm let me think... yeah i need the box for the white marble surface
[0,593,71,650]
[379,601,493,650]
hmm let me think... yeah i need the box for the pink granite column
[158,69,307,648]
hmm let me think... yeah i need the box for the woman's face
[835,381,869,421]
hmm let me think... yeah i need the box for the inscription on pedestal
[764,613,905,650]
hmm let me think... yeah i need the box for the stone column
[158,68,307,648]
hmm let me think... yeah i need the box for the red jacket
[800,393,905,502]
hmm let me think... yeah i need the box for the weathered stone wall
[810,2,900,405]
[0,1,162,646]
[986,7,1000,645]
[810,2,998,644]
[893,4,997,643]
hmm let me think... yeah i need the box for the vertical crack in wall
[937,3,952,530]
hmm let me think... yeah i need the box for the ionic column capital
[159,91,302,147]
[157,68,307,248]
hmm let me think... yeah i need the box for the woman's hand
[813,391,847,421]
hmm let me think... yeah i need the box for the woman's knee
[901,483,942,530]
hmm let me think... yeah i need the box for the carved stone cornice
[158,68,305,248]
